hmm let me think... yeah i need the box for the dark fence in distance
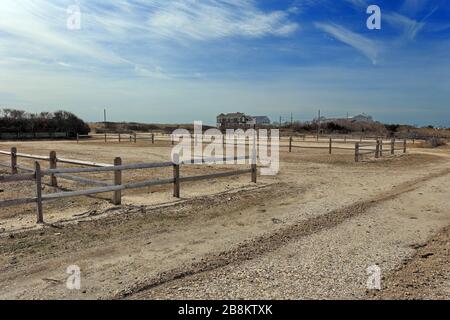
[0,132,71,140]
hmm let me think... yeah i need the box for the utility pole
[317,109,321,140]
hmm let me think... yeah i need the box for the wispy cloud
[343,0,367,8]
[315,22,379,64]
[385,7,437,41]
[145,0,299,41]
[0,0,298,76]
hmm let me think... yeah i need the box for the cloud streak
[384,7,437,41]
[315,22,379,64]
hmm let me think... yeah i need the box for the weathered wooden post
[391,138,395,155]
[134,133,137,143]
[113,157,122,205]
[118,133,121,143]
[251,162,257,183]
[380,139,383,157]
[77,133,79,144]
[289,137,293,153]
[355,143,360,162]
[49,151,58,187]
[344,135,347,144]
[104,133,107,143]
[152,133,155,144]
[11,147,18,174]
[35,162,44,224]
[375,139,380,158]
[403,139,407,153]
[329,137,332,154]
[173,153,180,198]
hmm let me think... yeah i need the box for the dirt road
[0,140,448,299]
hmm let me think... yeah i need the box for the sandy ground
[0,139,449,299]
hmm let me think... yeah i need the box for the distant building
[350,113,373,123]
[217,112,255,129]
[252,116,271,125]
[314,113,374,124]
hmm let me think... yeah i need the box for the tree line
[0,109,90,136]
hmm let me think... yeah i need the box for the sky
[0,0,449,126]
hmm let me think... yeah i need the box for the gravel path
[129,172,450,299]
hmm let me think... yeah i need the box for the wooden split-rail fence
[0,148,257,224]
[354,138,407,162]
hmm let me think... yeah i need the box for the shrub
[0,109,90,136]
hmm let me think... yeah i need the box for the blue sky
[0,0,449,126]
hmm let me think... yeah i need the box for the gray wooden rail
[0,151,257,224]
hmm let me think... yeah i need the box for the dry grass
[416,138,448,148]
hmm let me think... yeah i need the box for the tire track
[116,167,450,299]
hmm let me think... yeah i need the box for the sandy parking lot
[0,139,449,299]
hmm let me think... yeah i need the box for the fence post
[375,140,380,158]
[344,136,347,144]
[251,163,257,183]
[329,137,332,154]
[11,147,18,174]
[152,133,155,144]
[35,162,44,224]
[403,139,407,153]
[380,139,383,157]
[104,133,107,143]
[77,133,79,144]
[113,157,122,205]
[118,134,121,143]
[173,154,180,198]
[49,151,58,187]
[391,138,395,155]
[355,143,360,162]
[134,133,137,143]
[289,137,293,153]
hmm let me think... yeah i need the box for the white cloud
[384,8,437,41]
[315,22,379,64]
[384,13,425,41]
[343,0,367,8]
[145,0,299,41]
[0,0,298,76]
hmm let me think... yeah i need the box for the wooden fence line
[354,138,407,162]
[0,151,258,224]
